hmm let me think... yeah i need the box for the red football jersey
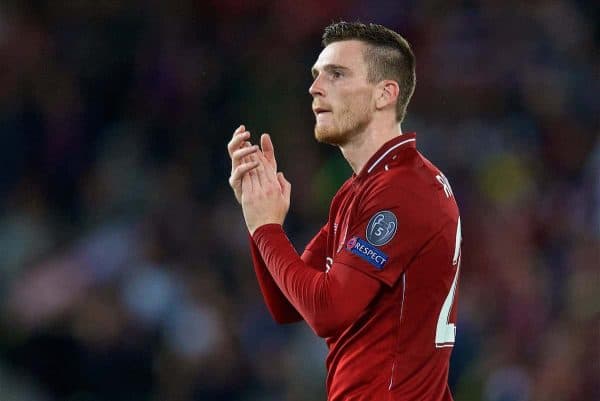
[251,133,461,401]
[306,133,460,400]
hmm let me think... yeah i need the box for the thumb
[277,172,291,199]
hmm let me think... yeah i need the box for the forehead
[312,40,368,73]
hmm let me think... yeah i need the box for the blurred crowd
[0,1,598,400]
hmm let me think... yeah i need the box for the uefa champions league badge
[366,211,397,246]
[345,236,388,269]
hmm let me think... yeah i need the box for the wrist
[250,222,283,238]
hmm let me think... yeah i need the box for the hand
[241,151,292,235]
[227,125,279,204]
[228,125,260,204]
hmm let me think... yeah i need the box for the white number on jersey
[435,217,461,348]
[325,257,333,273]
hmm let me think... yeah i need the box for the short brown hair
[322,21,416,123]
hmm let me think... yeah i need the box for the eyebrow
[311,64,350,78]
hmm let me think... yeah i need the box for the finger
[230,160,260,185]
[231,124,246,138]
[243,142,258,176]
[277,172,291,200]
[227,129,251,156]
[254,153,267,187]
[232,145,259,165]
[228,133,250,158]
[247,148,262,186]
[276,171,285,193]
[260,133,277,170]
[234,124,245,135]
[236,161,257,194]
[257,151,278,182]
[231,125,248,142]
[243,141,254,157]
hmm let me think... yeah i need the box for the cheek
[330,85,373,125]
[340,92,371,119]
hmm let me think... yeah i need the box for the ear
[375,80,400,110]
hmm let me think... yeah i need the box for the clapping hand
[227,125,291,234]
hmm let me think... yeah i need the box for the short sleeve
[333,180,438,287]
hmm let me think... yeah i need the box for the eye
[332,70,342,79]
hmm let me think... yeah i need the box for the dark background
[0,1,598,400]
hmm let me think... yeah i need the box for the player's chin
[314,125,343,145]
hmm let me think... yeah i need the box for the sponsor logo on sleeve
[345,237,388,269]
[366,211,397,246]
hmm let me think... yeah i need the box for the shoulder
[361,151,439,202]
[358,151,456,222]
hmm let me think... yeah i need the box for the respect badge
[345,237,388,269]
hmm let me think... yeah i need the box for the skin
[228,39,403,234]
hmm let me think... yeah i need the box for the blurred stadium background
[0,1,598,400]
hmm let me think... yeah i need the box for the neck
[340,118,403,174]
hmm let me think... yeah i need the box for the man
[227,21,461,401]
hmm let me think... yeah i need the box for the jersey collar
[355,133,417,179]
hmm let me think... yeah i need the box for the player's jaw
[313,98,372,146]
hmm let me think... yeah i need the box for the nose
[309,75,325,97]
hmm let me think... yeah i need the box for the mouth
[313,107,332,115]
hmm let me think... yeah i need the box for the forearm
[252,224,380,338]
[249,234,303,324]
